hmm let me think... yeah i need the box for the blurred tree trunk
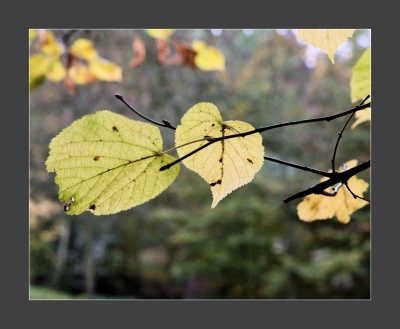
[84,216,95,297]
[52,218,71,287]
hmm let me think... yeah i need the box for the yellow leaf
[68,63,98,85]
[69,38,99,61]
[296,29,355,64]
[351,48,371,128]
[297,160,369,223]
[38,30,65,58]
[89,58,122,82]
[46,111,180,215]
[192,40,225,72]
[175,103,264,208]
[146,29,175,40]
[30,54,51,92]
[46,59,66,82]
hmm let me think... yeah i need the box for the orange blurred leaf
[297,160,369,224]
[130,35,146,67]
[156,39,170,64]
[173,42,197,68]
[68,62,98,85]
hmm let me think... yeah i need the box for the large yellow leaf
[175,103,264,208]
[296,29,355,64]
[69,38,99,61]
[146,29,175,40]
[192,40,225,72]
[46,111,180,215]
[297,160,369,223]
[351,48,371,128]
[89,58,122,82]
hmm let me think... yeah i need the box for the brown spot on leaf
[93,156,100,161]
[219,158,222,162]
[112,126,118,132]
[89,204,96,210]
[212,123,215,127]
[210,179,222,186]
[64,204,69,212]
[247,158,253,164]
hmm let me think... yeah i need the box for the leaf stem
[115,94,176,130]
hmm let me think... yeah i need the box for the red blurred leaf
[174,42,197,69]
[130,35,146,68]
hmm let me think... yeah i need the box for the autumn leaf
[38,30,65,58]
[155,38,170,64]
[69,38,99,61]
[68,62,98,85]
[173,41,197,68]
[297,160,369,223]
[130,35,146,67]
[146,29,175,40]
[351,47,371,128]
[175,103,264,208]
[29,29,37,46]
[192,40,225,71]
[46,59,66,82]
[46,111,180,215]
[29,54,51,92]
[89,58,122,82]
[296,29,355,64]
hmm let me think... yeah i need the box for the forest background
[29,29,371,299]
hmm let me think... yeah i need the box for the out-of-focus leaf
[146,29,175,40]
[89,58,122,82]
[351,48,371,128]
[192,40,225,71]
[130,35,146,67]
[38,30,65,58]
[46,59,66,82]
[297,160,369,223]
[175,102,264,208]
[68,63,97,85]
[174,42,197,68]
[69,38,99,61]
[30,54,51,92]
[296,29,355,64]
[156,39,170,64]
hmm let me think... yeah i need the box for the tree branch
[160,99,371,172]
[283,160,370,203]
[344,181,370,203]
[331,95,370,173]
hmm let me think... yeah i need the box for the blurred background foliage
[30,29,370,299]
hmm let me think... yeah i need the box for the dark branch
[160,99,371,172]
[115,94,176,130]
[283,160,370,203]
[331,95,370,173]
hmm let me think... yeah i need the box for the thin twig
[331,95,370,173]
[115,94,176,130]
[344,181,370,203]
[264,156,333,178]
